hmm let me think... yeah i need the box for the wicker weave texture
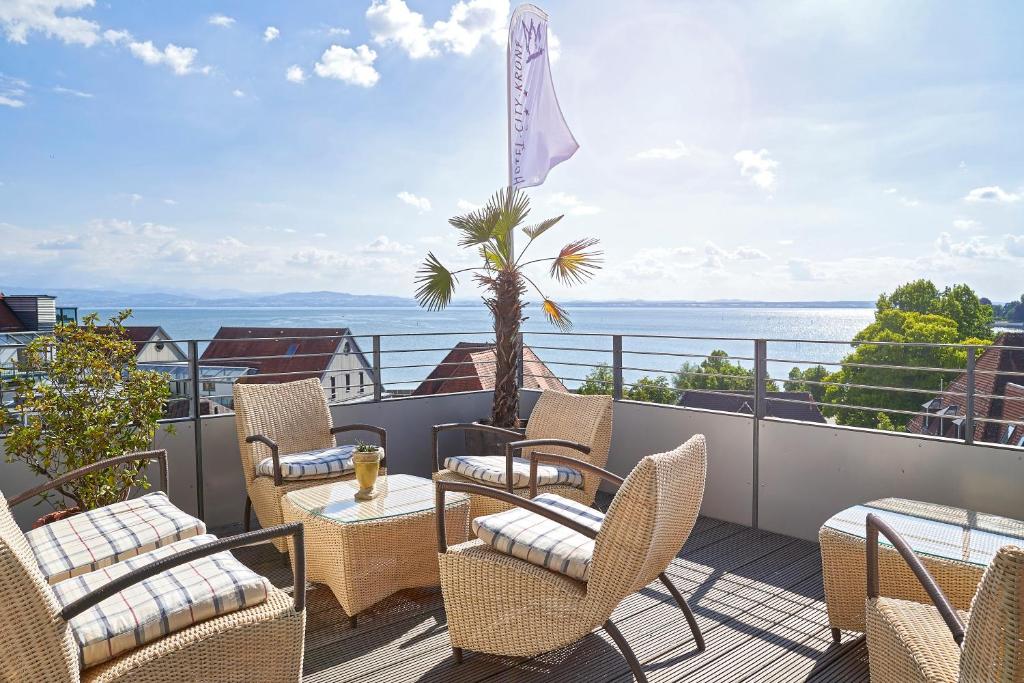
[959,545,1024,682]
[865,596,966,683]
[234,378,361,553]
[439,434,706,658]
[282,479,469,619]
[820,525,985,633]
[434,391,613,518]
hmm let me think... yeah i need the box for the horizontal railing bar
[526,344,611,354]
[765,376,969,398]
[766,356,967,374]
[765,394,953,420]
[624,350,757,362]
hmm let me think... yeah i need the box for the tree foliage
[784,365,828,403]
[3,311,172,511]
[625,375,676,404]
[674,350,779,393]
[578,363,614,396]
[876,279,994,340]
[993,294,1024,323]
[414,187,601,428]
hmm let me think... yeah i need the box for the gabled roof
[0,296,26,332]
[678,390,827,423]
[412,342,566,396]
[200,327,372,385]
[907,332,1024,443]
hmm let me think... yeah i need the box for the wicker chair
[864,513,1024,683]
[1,452,306,682]
[431,391,612,518]
[434,434,707,683]
[233,377,386,553]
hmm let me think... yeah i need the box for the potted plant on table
[351,440,384,500]
[2,310,172,526]
[414,187,602,438]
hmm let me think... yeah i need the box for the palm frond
[541,298,572,331]
[480,244,507,270]
[550,238,603,286]
[522,215,563,240]
[414,252,457,310]
[450,208,497,248]
[488,187,531,256]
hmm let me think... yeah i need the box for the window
[330,376,336,401]
[342,341,351,355]
[358,371,364,392]
[202,381,215,394]
[345,374,351,392]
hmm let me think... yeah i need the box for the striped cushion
[25,491,206,584]
[255,445,356,481]
[444,455,583,490]
[472,493,605,581]
[52,534,270,669]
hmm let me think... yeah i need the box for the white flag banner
[507,4,578,189]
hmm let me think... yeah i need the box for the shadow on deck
[231,516,870,682]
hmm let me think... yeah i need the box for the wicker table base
[820,497,1024,639]
[282,474,469,625]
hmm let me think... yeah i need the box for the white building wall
[322,337,373,403]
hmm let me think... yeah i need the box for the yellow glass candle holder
[352,448,383,501]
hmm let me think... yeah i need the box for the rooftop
[413,342,566,396]
[678,391,827,424]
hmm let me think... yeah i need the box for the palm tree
[415,187,602,428]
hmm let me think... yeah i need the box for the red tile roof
[678,391,827,423]
[907,332,1024,443]
[199,327,368,385]
[413,342,566,396]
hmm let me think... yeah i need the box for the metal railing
[3,329,1023,524]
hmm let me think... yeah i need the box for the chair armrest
[526,451,623,499]
[7,450,169,509]
[60,522,306,621]
[331,424,387,467]
[434,480,597,553]
[245,434,283,486]
[502,438,592,494]
[430,422,522,473]
[866,513,966,645]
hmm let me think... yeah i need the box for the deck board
[232,516,870,682]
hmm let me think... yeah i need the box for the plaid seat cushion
[444,455,584,490]
[472,493,604,581]
[255,444,356,481]
[25,491,206,584]
[52,534,270,669]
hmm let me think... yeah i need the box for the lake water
[87,305,875,390]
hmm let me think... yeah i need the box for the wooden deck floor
[231,516,870,682]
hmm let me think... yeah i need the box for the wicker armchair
[233,377,386,553]
[864,513,1023,683]
[431,391,612,517]
[434,434,707,682]
[1,453,306,682]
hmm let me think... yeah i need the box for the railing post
[516,332,524,389]
[612,335,623,400]
[964,346,975,445]
[372,335,382,402]
[752,339,767,529]
[187,340,205,521]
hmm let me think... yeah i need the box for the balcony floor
[231,515,870,682]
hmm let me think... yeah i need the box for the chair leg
[349,614,358,628]
[831,627,841,644]
[659,572,705,651]
[604,619,648,683]
[452,647,463,664]
[243,496,252,532]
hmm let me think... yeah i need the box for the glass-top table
[285,473,468,524]
[822,497,1024,568]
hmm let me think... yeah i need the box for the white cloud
[360,235,413,254]
[964,186,1021,203]
[37,234,83,250]
[456,199,480,212]
[634,140,690,161]
[701,241,769,270]
[952,218,980,231]
[883,187,919,207]
[314,44,379,87]
[935,232,1003,259]
[129,41,204,75]
[232,88,244,98]
[289,247,354,269]
[326,26,350,37]
[546,192,601,216]
[0,0,101,46]
[103,28,129,44]
[285,65,307,83]
[52,84,92,98]
[208,14,235,28]
[162,198,177,205]
[366,0,507,59]
[0,74,28,107]
[734,149,779,191]
[733,246,770,260]
[397,191,432,212]
[129,193,143,204]
[777,239,794,246]
[263,25,279,42]
[787,257,823,281]
[1005,234,1024,258]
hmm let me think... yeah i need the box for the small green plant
[3,310,172,512]
[354,440,380,453]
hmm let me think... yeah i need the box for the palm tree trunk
[490,271,523,429]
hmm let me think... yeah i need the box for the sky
[1,0,1023,302]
